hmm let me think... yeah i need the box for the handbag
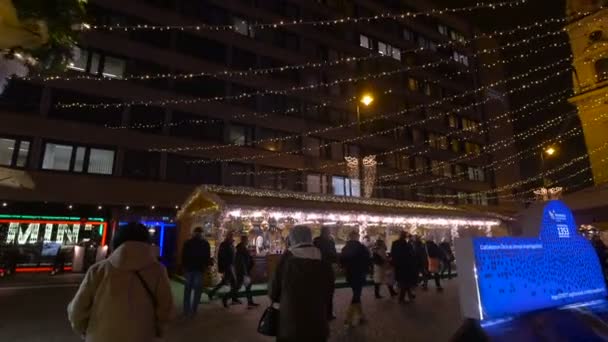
[134,271,162,338]
[257,304,279,336]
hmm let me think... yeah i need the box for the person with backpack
[67,222,174,342]
[268,225,333,342]
[181,226,211,317]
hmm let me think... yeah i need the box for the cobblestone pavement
[0,277,463,342]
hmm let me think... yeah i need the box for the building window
[443,164,452,178]
[0,137,30,168]
[403,28,414,41]
[450,30,466,43]
[471,193,488,206]
[42,143,114,175]
[303,136,321,157]
[428,133,448,150]
[465,142,481,154]
[396,153,409,170]
[468,166,485,182]
[596,58,608,82]
[377,41,401,61]
[407,77,419,92]
[232,17,255,38]
[101,56,126,78]
[414,156,426,172]
[67,47,126,79]
[359,34,372,49]
[332,176,360,197]
[430,160,442,176]
[462,118,479,132]
[453,51,469,66]
[417,36,437,51]
[438,24,449,36]
[451,139,461,153]
[448,115,459,128]
[228,124,254,146]
[306,173,327,193]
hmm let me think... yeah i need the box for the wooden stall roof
[178,185,511,221]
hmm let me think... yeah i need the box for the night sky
[434,0,590,200]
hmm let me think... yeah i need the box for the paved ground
[0,275,463,342]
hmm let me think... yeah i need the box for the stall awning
[178,185,510,225]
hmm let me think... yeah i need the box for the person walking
[372,239,397,299]
[439,239,455,279]
[208,231,240,308]
[181,227,211,317]
[235,234,259,308]
[269,225,334,342]
[340,231,371,327]
[67,222,174,342]
[390,231,418,303]
[313,226,338,320]
[424,240,444,291]
[412,235,429,289]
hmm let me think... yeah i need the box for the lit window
[67,47,87,72]
[228,125,253,146]
[332,176,360,197]
[233,17,255,38]
[360,34,372,49]
[102,56,126,79]
[88,149,115,175]
[378,41,387,55]
[42,143,73,171]
[307,174,327,193]
[0,138,15,166]
[392,48,401,61]
[438,25,449,36]
[453,51,469,66]
[468,166,485,182]
[596,58,608,82]
[407,77,419,92]
[448,115,459,128]
[15,141,29,167]
[451,139,460,153]
[73,147,86,172]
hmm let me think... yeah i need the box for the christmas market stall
[176,185,510,284]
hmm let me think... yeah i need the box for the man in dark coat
[235,234,259,308]
[340,231,371,327]
[412,235,429,288]
[424,240,444,291]
[313,226,338,319]
[208,231,240,307]
[390,231,418,303]
[439,240,455,279]
[269,225,333,342]
[181,227,211,317]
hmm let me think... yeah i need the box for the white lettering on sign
[549,210,567,222]
[3,222,97,245]
[557,224,570,238]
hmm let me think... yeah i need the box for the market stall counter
[176,185,510,285]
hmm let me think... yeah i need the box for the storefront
[0,214,107,273]
[176,185,509,283]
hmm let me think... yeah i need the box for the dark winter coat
[426,241,443,259]
[390,239,418,287]
[217,240,235,274]
[412,240,429,271]
[439,241,455,262]
[313,236,338,265]
[340,240,371,286]
[235,242,254,284]
[269,245,333,342]
[181,237,211,273]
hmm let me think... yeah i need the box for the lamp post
[540,146,557,187]
[356,93,374,131]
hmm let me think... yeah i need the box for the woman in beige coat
[68,222,175,342]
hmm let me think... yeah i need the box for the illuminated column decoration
[43,223,53,242]
[345,156,360,181]
[534,187,563,201]
[451,226,460,241]
[17,223,40,244]
[485,225,493,237]
[55,224,80,244]
[5,222,18,243]
[362,155,377,198]
[358,222,368,241]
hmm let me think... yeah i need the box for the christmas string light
[56,27,573,110]
[32,14,590,84]
[87,1,527,32]
[167,59,570,158]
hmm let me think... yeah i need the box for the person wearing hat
[181,226,211,317]
[67,222,174,342]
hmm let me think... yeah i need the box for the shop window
[332,176,360,197]
[596,58,608,82]
[228,124,254,146]
[359,34,372,49]
[0,137,30,168]
[232,17,255,38]
[42,142,114,175]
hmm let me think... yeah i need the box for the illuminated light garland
[380,91,608,186]
[30,14,591,84]
[173,59,571,159]
[230,86,575,177]
[362,155,378,198]
[345,156,360,181]
[106,39,568,134]
[87,1,527,32]
[56,28,574,110]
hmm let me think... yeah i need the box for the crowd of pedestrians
[66,223,455,342]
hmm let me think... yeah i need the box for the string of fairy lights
[32,13,595,84]
[103,39,568,132]
[85,1,528,32]
[180,59,570,163]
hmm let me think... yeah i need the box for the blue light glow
[118,220,176,257]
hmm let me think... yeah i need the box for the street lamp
[544,147,556,156]
[356,93,374,131]
[541,146,558,187]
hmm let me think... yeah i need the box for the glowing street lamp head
[360,94,374,107]
[545,147,556,156]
